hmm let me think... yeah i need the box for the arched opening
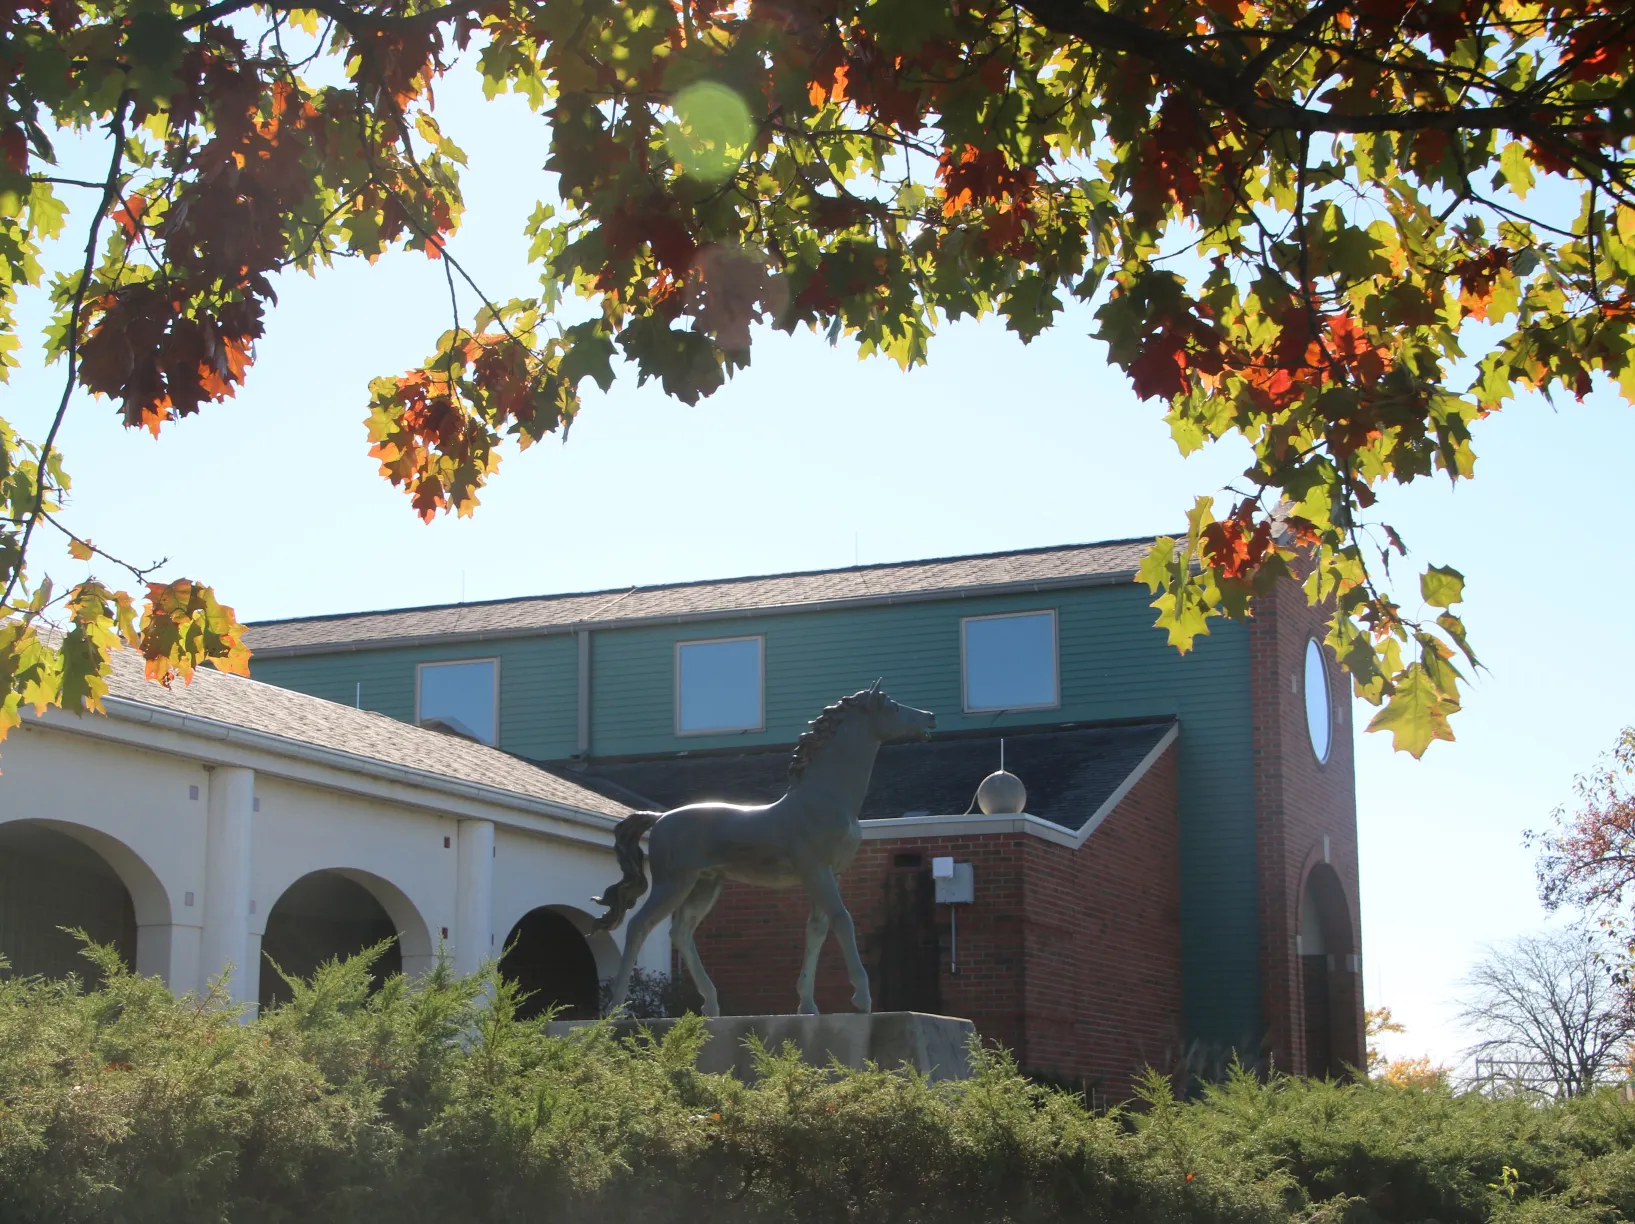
[500,907,599,1019]
[259,870,402,1009]
[1298,863,1363,1078]
[0,821,138,985]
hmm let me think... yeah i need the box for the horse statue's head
[788,680,935,780]
[854,678,936,743]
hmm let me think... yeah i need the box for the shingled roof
[569,720,1177,833]
[86,650,630,819]
[245,537,1155,656]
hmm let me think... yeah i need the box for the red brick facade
[690,744,1184,1100]
[1249,580,1364,1077]
[681,578,1363,1095]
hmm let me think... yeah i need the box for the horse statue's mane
[788,688,883,780]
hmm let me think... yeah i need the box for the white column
[199,766,255,1009]
[454,819,495,976]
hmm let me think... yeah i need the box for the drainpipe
[576,629,592,757]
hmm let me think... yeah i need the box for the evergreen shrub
[2,944,1632,1224]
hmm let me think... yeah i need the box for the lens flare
[665,81,754,183]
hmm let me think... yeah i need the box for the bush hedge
[2,945,1633,1224]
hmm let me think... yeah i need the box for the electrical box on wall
[932,857,974,904]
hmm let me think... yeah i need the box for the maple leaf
[110,194,147,239]
[4,0,1633,760]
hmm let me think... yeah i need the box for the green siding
[589,584,1257,1050]
[250,634,580,761]
[250,581,1259,1052]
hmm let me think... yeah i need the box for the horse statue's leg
[795,901,829,1015]
[799,865,871,1013]
[670,873,724,1018]
[607,870,699,1013]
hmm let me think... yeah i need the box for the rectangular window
[962,610,1058,713]
[676,636,764,735]
[416,659,499,745]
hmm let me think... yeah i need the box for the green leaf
[1420,564,1465,608]
[1365,664,1458,758]
[559,325,616,393]
[1493,141,1536,201]
[1436,612,1480,669]
[1137,538,1178,593]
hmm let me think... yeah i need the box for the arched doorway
[259,871,403,1009]
[1298,863,1363,1078]
[500,907,600,1019]
[0,821,137,985]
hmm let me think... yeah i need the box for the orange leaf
[111,194,147,239]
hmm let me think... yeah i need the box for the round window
[1304,638,1332,764]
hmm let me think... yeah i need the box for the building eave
[22,699,622,845]
[860,721,1179,849]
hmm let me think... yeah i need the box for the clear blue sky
[9,65,1633,1071]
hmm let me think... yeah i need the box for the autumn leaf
[139,580,251,687]
[1420,565,1466,609]
[2,0,1632,758]
[1366,663,1459,759]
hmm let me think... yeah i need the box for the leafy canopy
[2,0,1632,753]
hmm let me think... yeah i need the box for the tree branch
[0,95,131,615]
[178,0,484,36]
[1012,0,1606,137]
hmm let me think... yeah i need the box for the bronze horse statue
[592,683,936,1016]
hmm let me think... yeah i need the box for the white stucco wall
[0,712,666,1007]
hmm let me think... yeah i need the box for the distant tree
[1366,1005,1449,1089]
[1364,1005,1404,1075]
[1533,728,1635,946]
[3,0,1634,754]
[1460,930,1633,1099]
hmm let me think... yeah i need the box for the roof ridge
[246,534,1161,629]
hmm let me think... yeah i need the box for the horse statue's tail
[591,811,661,930]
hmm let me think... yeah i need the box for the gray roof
[245,537,1154,656]
[92,650,630,818]
[571,720,1177,833]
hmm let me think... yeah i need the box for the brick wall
[688,744,1184,1099]
[1249,579,1365,1077]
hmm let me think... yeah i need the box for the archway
[259,870,403,1009]
[500,907,600,1019]
[0,820,141,985]
[1298,863,1363,1078]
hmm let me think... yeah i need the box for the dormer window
[962,610,1059,713]
[676,636,764,735]
[417,659,499,745]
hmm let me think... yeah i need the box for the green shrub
[1,944,1631,1224]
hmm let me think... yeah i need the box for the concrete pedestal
[548,1011,975,1082]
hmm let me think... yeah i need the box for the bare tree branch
[1461,930,1633,1098]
